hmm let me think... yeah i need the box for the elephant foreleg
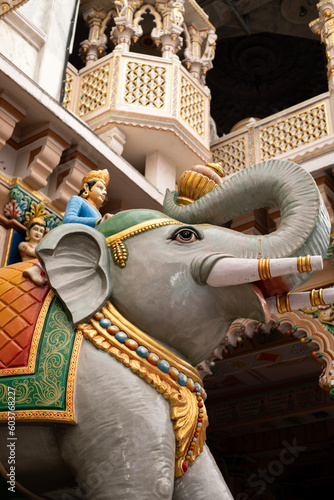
[56,340,176,500]
[172,445,234,500]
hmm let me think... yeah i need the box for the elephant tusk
[206,255,323,287]
[266,287,334,314]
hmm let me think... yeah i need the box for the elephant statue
[0,159,331,500]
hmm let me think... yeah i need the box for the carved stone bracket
[0,93,25,149]
[14,128,70,191]
[48,148,98,212]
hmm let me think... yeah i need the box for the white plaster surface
[19,0,52,31]
[0,0,78,100]
[35,0,78,100]
[0,20,38,79]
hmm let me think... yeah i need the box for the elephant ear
[36,223,113,326]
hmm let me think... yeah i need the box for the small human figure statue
[19,217,46,261]
[202,31,217,63]
[20,217,48,285]
[63,169,112,227]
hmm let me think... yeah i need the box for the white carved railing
[63,51,211,147]
[211,92,334,175]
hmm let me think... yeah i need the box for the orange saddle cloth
[0,261,50,370]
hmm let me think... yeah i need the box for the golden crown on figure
[82,169,110,188]
[24,201,48,236]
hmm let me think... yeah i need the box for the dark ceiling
[206,31,328,136]
[199,0,329,135]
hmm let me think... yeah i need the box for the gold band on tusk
[258,258,272,280]
[310,288,326,307]
[276,292,291,313]
[297,255,312,273]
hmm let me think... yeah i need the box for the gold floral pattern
[0,296,82,422]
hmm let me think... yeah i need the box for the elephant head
[36,160,330,366]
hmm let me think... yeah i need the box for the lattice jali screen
[124,62,166,108]
[78,64,110,117]
[260,104,328,160]
[63,70,74,110]
[180,77,205,137]
[211,137,246,175]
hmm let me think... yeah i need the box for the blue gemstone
[136,346,149,358]
[115,331,128,343]
[194,382,202,393]
[177,372,188,386]
[100,318,112,329]
[203,392,207,402]
[158,359,170,373]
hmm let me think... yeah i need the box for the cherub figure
[114,0,128,18]
[170,0,184,26]
[202,30,217,62]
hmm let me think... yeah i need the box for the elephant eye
[172,227,201,244]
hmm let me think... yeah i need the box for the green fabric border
[0,296,76,411]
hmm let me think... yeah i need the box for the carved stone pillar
[110,0,143,51]
[145,151,176,192]
[110,27,133,51]
[310,1,334,93]
[200,30,217,79]
[183,27,216,82]
[80,8,108,66]
[157,0,184,59]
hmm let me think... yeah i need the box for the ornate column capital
[156,0,185,58]
[183,26,216,82]
[110,0,144,51]
[80,7,108,66]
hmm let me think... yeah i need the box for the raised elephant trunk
[164,159,331,290]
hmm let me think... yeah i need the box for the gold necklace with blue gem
[77,300,208,477]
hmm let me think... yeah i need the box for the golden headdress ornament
[24,202,48,229]
[82,169,110,188]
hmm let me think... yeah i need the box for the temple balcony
[64,49,211,192]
